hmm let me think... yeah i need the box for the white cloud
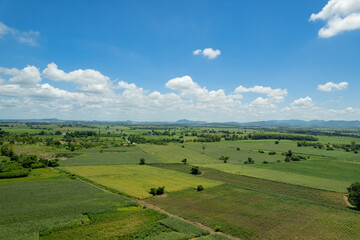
[310,0,360,38]
[317,81,348,92]
[234,85,287,102]
[0,65,41,85]
[0,21,40,46]
[42,63,113,95]
[193,48,221,59]
[291,96,313,107]
[1,63,359,121]
[193,49,202,55]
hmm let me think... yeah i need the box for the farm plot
[0,179,135,240]
[61,165,222,199]
[146,184,360,240]
[138,144,220,165]
[60,146,160,166]
[183,142,284,163]
[193,162,354,193]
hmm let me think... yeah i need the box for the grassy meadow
[60,165,222,199]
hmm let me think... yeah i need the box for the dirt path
[76,177,240,240]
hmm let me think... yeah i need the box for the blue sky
[0,0,360,121]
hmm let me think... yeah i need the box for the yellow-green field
[196,163,351,192]
[60,165,222,198]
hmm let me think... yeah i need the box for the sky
[0,0,360,122]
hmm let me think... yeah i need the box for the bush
[236,147,240,151]
[347,182,360,209]
[197,185,204,191]
[268,151,276,155]
[275,141,279,144]
[263,161,268,164]
[139,158,145,165]
[149,186,165,196]
[0,168,30,179]
[215,226,222,232]
[181,158,187,165]
[190,166,201,175]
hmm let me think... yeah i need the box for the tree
[347,182,360,209]
[139,158,145,165]
[275,141,279,144]
[197,185,204,191]
[190,166,201,175]
[181,158,187,165]
[202,146,205,154]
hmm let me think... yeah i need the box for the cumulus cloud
[193,48,221,59]
[42,63,113,94]
[1,63,359,121]
[291,96,314,107]
[310,0,360,38]
[317,81,348,92]
[234,85,288,102]
[0,21,40,46]
[0,65,41,85]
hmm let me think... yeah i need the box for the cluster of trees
[347,182,360,209]
[190,166,201,175]
[149,186,165,196]
[284,150,307,162]
[0,144,59,179]
[297,140,359,153]
[244,157,254,164]
[219,156,229,163]
[193,134,221,142]
[249,133,318,141]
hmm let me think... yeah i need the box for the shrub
[190,166,201,175]
[0,168,30,179]
[139,158,145,165]
[263,161,268,164]
[268,151,276,155]
[275,141,279,144]
[149,186,165,196]
[215,226,222,232]
[347,182,360,209]
[197,185,204,191]
[181,158,187,165]
[236,147,240,151]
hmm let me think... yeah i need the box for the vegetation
[347,182,360,209]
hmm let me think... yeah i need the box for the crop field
[195,162,352,192]
[59,146,160,166]
[0,179,135,239]
[60,165,222,198]
[1,122,360,239]
[146,182,360,239]
[183,142,284,163]
[210,140,360,161]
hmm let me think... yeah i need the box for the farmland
[1,121,360,239]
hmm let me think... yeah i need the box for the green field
[146,167,360,239]
[59,146,160,166]
[0,179,135,239]
[60,165,222,199]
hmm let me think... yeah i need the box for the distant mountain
[240,120,360,128]
[175,119,207,124]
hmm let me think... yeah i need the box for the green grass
[59,146,160,166]
[41,208,170,240]
[183,142,284,163]
[196,234,232,240]
[138,144,220,165]
[195,162,353,192]
[0,168,64,184]
[0,179,135,239]
[146,184,360,239]
[159,217,210,237]
[60,165,222,199]
[155,164,345,208]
